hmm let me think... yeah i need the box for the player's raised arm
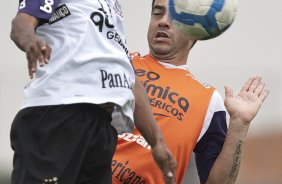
[10,13,51,79]
[133,77,177,184]
[205,76,269,184]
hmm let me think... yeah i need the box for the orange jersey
[112,53,218,184]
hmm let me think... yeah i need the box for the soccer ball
[168,0,238,40]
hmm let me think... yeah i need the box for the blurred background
[1,0,281,183]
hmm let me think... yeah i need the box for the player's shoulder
[18,0,61,20]
[130,52,145,62]
[130,52,140,58]
[130,52,156,68]
[189,75,216,92]
[209,90,225,111]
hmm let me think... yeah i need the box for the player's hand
[224,76,269,124]
[22,35,51,79]
[151,141,177,184]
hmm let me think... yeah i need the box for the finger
[224,86,233,99]
[167,172,173,178]
[161,161,171,182]
[38,56,45,67]
[36,41,46,67]
[158,155,173,183]
[26,53,37,79]
[31,60,37,78]
[28,60,33,79]
[165,154,176,184]
[38,40,51,64]
[248,76,262,93]
[164,173,175,184]
[259,89,269,103]
[166,158,176,178]
[254,82,265,96]
[169,158,177,177]
[27,42,45,68]
[28,62,36,79]
[239,77,254,92]
[43,45,52,64]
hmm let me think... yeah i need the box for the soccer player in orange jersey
[112,0,269,183]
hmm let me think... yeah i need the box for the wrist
[229,114,252,125]
[150,129,165,149]
[228,118,250,140]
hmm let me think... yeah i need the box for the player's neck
[149,51,188,66]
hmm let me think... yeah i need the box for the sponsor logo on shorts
[49,4,71,24]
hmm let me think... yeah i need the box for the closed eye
[152,5,165,15]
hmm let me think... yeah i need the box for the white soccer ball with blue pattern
[168,0,238,40]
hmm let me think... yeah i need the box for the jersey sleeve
[18,0,61,20]
[193,90,227,184]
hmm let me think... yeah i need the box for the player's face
[147,0,192,59]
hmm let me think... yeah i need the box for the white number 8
[40,0,54,14]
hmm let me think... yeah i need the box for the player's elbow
[10,17,17,42]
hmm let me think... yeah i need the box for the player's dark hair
[152,0,155,7]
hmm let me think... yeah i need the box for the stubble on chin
[151,44,173,56]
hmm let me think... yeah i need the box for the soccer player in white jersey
[10,0,176,183]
